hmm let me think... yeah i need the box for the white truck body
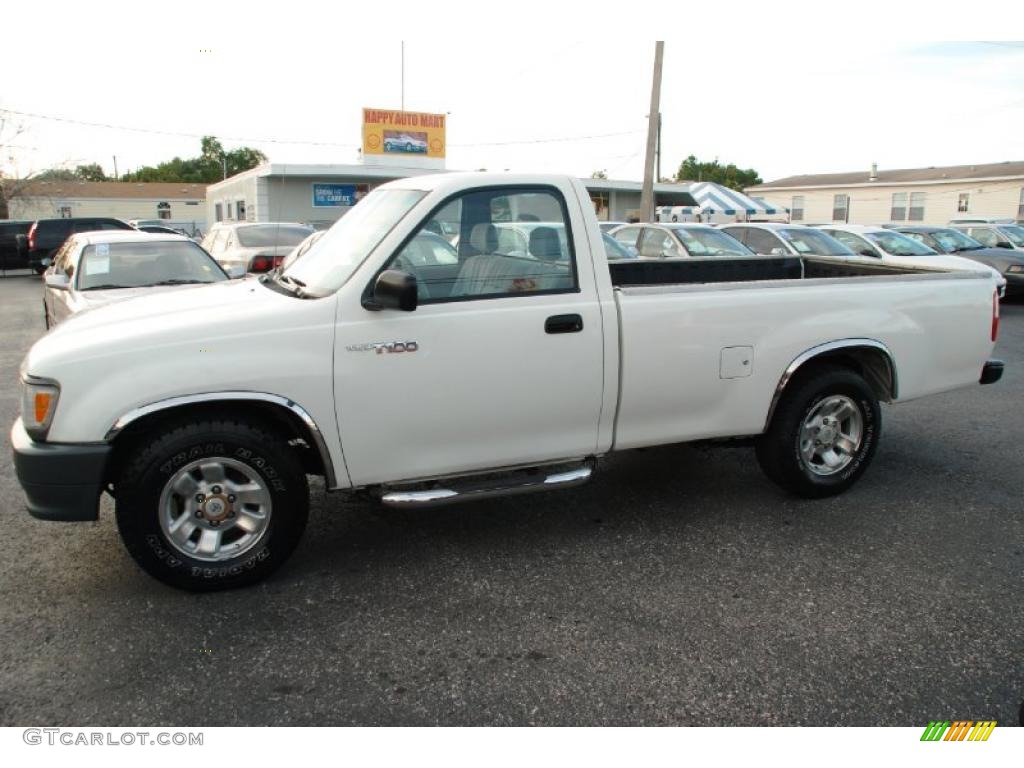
[12,173,1005,590]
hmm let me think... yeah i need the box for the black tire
[755,365,881,498]
[114,418,309,591]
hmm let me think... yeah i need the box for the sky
[2,3,1023,185]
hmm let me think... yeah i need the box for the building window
[589,191,609,220]
[958,193,969,213]
[908,192,926,221]
[236,200,246,221]
[791,195,804,221]
[890,193,907,221]
[214,203,223,222]
[157,201,171,220]
[832,194,849,222]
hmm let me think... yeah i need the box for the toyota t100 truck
[11,173,1005,591]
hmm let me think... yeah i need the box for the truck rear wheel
[756,365,880,498]
[114,418,309,591]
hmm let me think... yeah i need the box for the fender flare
[104,391,338,489]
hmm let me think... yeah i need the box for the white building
[9,181,208,231]
[204,163,698,226]
[746,161,1024,226]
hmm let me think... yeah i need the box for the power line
[1,108,642,150]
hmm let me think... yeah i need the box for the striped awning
[685,182,787,215]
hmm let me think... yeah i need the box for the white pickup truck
[11,173,1005,591]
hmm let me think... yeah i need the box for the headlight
[1006,265,1024,274]
[21,376,60,441]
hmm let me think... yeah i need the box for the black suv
[0,220,33,271]
[24,217,134,273]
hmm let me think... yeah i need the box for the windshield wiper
[261,271,309,298]
[81,284,128,291]
[148,279,210,286]
[954,245,983,252]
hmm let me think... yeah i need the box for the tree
[121,136,267,183]
[675,155,762,191]
[74,163,107,181]
[34,168,76,181]
[590,169,608,179]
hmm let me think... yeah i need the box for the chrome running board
[380,460,595,509]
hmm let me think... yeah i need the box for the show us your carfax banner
[362,108,446,159]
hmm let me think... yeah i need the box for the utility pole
[656,112,662,183]
[112,155,118,181]
[222,153,227,180]
[639,41,664,223]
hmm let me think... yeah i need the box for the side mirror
[859,248,879,258]
[40,257,52,268]
[996,241,1013,249]
[44,272,69,290]
[227,265,246,279]
[769,247,788,257]
[367,269,418,311]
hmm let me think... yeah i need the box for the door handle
[545,314,583,334]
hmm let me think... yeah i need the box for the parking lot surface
[0,272,1021,726]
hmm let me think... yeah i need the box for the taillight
[27,222,37,251]
[250,256,272,273]
[991,289,999,342]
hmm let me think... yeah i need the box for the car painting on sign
[383,130,428,155]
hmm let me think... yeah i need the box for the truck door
[333,184,606,486]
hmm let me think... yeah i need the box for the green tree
[590,169,608,179]
[74,163,107,181]
[121,136,267,183]
[675,155,762,191]
[34,168,76,181]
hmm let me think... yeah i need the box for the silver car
[201,222,315,274]
[42,231,232,328]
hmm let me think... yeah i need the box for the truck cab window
[385,187,578,302]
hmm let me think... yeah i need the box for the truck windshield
[778,228,854,256]
[865,231,936,256]
[283,189,427,296]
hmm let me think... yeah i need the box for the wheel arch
[104,392,336,486]
[765,339,897,431]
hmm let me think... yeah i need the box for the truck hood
[26,277,332,375]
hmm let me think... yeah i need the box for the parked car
[599,221,628,234]
[41,231,233,328]
[816,224,1006,291]
[129,219,205,240]
[885,225,1024,295]
[721,223,855,258]
[949,222,1024,253]
[610,222,753,258]
[0,220,32,271]
[24,217,135,274]
[12,173,1005,591]
[947,217,1017,225]
[201,222,315,274]
[135,224,190,236]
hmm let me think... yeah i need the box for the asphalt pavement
[0,272,1021,726]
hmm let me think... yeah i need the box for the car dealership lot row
[0,274,1021,726]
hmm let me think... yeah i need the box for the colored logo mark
[920,721,996,742]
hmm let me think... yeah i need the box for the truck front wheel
[114,418,309,591]
[756,366,881,498]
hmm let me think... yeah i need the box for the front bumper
[10,418,111,521]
